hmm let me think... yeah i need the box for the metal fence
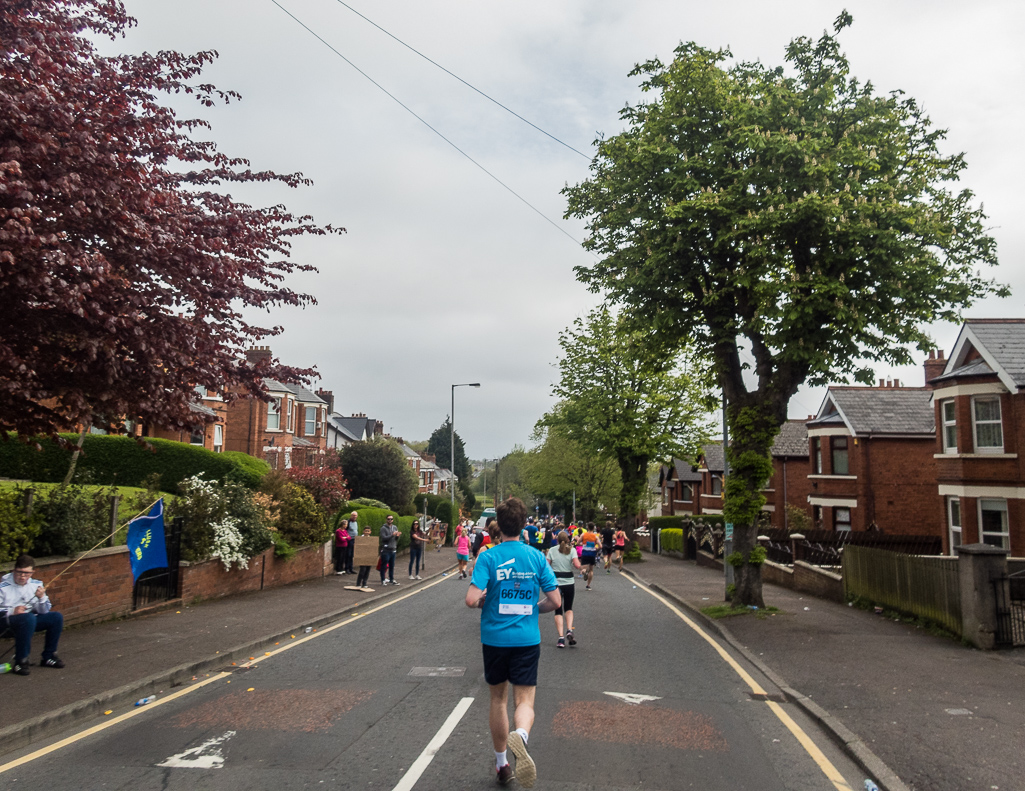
[994,570,1025,648]
[842,545,962,637]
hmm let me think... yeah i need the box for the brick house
[931,319,1025,555]
[763,419,812,530]
[805,378,941,537]
[659,458,703,516]
[146,393,227,453]
[697,443,725,515]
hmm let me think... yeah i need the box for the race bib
[497,579,534,615]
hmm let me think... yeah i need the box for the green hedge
[335,507,411,551]
[660,528,684,553]
[0,434,265,490]
[434,500,457,546]
[648,516,686,532]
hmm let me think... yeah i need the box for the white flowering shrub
[173,475,272,568]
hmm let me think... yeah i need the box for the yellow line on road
[0,572,456,775]
[632,578,852,791]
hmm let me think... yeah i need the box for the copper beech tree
[0,0,341,441]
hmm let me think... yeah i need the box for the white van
[476,507,496,531]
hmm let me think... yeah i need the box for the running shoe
[506,731,535,788]
[567,630,576,646]
[496,763,514,786]
[11,659,30,676]
[585,585,591,591]
[557,637,565,648]
[416,575,423,580]
[40,655,65,668]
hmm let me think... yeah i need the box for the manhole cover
[408,667,466,677]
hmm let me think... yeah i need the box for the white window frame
[710,475,722,496]
[213,424,224,453]
[266,396,282,431]
[304,406,317,437]
[971,396,1003,453]
[286,398,294,433]
[831,436,849,475]
[834,507,852,532]
[978,498,1009,550]
[189,426,205,446]
[813,437,823,474]
[947,496,962,555]
[941,399,957,454]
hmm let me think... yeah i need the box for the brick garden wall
[2,541,333,627]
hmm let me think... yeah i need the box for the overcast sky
[114,0,1024,459]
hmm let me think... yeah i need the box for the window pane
[943,400,956,422]
[944,424,957,450]
[979,499,1009,550]
[974,398,1000,422]
[832,438,849,475]
[305,406,316,435]
[976,422,1003,448]
[267,397,281,430]
[949,498,961,527]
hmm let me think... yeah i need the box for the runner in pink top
[455,525,471,579]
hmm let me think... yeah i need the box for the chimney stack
[316,389,334,413]
[924,349,946,388]
[246,346,272,367]
[879,378,885,387]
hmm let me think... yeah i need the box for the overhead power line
[330,0,590,160]
[270,0,585,250]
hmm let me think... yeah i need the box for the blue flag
[126,499,169,582]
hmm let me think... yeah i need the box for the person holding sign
[465,497,560,788]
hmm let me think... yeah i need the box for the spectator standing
[352,526,377,590]
[0,555,65,675]
[465,498,560,788]
[334,521,350,575]
[345,511,360,573]
[378,516,401,586]
[408,520,427,579]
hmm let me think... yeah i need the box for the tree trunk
[723,403,781,608]
[617,452,648,537]
[62,425,88,486]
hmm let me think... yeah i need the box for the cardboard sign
[353,534,379,567]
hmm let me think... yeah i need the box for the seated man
[0,554,65,675]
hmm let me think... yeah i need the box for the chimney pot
[878,378,885,387]
[893,378,900,388]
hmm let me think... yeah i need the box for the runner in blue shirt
[466,497,560,788]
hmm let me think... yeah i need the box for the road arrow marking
[603,691,662,705]
[157,730,235,769]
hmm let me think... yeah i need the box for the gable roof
[672,457,702,483]
[284,383,326,404]
[334,416,371,441]
[327,414,361,443]
[699,442,725,473]
[941,319,1025,392]
[771,420,808,457]
[809,387,935,436]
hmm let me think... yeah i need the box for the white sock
[495,750,507,769]
[515,727,529,745]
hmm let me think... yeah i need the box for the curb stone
[0,567,458,759]
[620,567,910,791]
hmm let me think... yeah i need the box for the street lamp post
[451,382,481,516]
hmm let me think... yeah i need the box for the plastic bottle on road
[0,662,11,674]
[134,695,156,707]
[864,781,879,791]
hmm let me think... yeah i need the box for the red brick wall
[19,548,136,626]
[180,541,331,603]
[768,456,813,530]
[3,541,333,627]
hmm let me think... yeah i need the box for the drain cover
[408,667,466,677]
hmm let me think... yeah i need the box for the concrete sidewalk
[620,552,1025,791]
[0,546,460,757]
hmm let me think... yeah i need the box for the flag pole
[45,497,164,587]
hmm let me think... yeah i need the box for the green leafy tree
[427,419,471,483]
[494,447,534,506]
[524,424,621,524]
[337,438,418,512]
[563,13,1005,606]
[540,307,715,531]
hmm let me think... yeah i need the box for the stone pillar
[956,543,1008,650]
[789,533,805,565]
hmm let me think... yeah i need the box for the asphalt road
[0,569,869,790]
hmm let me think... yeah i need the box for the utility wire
[271,0,584,250]
[330,0,590,160]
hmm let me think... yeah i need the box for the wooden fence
[842,545,962,636]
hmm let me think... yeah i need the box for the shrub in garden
[0,488,43,563]
[31,482,117,557]
[173,475,272,569]
[346,497,389,510]
[285,466,349,514]
[623,540,643,563]
[221,451,271,488]
[433,500,457,546]
[341,507,410,551]
[647,515,686,533]
[275,482,329,548]
[660,528,684,553]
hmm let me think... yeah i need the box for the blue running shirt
[472,539,558,647]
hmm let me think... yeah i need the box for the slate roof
[292,436,316,448]
[326,415,360,443]
[810,388,935,435]
[700,442,725,472]
[965,319,1025,387]
[771,420,809,457]
[672,458,703,482]
[284,384,326,404]
[931,358,995,383]
[334,416,371,440]
[188,401,218,419]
